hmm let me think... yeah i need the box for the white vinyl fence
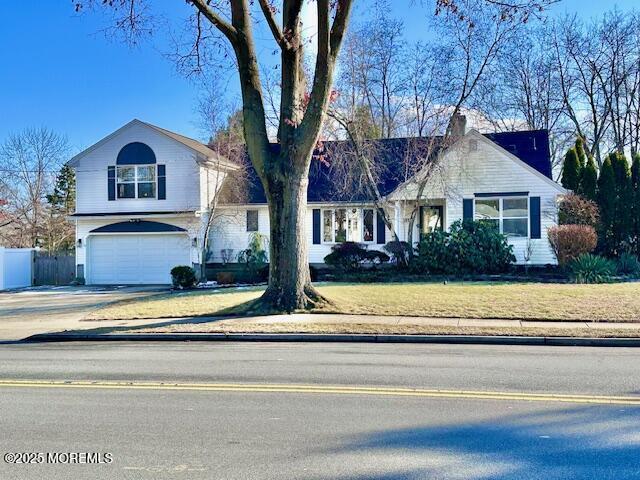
[0,248,34,290]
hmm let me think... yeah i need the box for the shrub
[170,265,197,289]
[413,220,515,275]
[237,232,269,282]
[324,242,389,272]
[569,254,615,284]
[558,193,599,227]
[383,240,412,267]
[548,225,597,267]
[617,252,640,276]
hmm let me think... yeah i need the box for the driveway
[0,286,167,341]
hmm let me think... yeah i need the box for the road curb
[18,332,640,347]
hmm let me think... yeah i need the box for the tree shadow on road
[310,404,640,480]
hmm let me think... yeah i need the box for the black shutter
[376,210,386,244]
[463,198,473,221]
[312,209,321,244]
[107,166,115,201]
[530,196,541,239]
[157,164,166,200]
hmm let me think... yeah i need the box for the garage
[87,222,191,284]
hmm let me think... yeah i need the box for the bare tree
[339,3,408,138]
[196,75,250,280]
[597,10,640,155]
[0,128,68,248]
[483,23,572,176]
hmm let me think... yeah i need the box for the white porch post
[394,201,403,241]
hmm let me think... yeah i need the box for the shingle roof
[239,130,554,204]
[484,130,552,179]
[139,121,218,159]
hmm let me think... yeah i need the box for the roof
[484,130,552,179]
[68,119,222,167]
[138,120,219,159]
[239,130,555,204]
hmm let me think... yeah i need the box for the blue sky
[0,0,637,155]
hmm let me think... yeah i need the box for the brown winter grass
[87,282,640,323]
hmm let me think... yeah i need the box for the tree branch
[188,0,238,44]
[258,0,287,49]
[299,0,354,154]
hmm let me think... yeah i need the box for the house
[69,118,566,285]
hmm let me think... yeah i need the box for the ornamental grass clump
[569,254,616,284]
[616,252,640,276]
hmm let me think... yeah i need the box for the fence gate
[33,253,75,286]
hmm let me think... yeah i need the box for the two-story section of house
[68,119,237,285]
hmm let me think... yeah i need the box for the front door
[420,206,444,237]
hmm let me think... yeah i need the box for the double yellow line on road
[1,379,639,405]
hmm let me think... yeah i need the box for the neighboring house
[70,118,566,285]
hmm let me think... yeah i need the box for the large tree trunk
[259,166,324,312]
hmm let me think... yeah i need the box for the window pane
[503,218,528,237]
[137,182,155,198]
[117,183,135,198]
[503,198,528,217]
[137,165,156,182]
[323,210,333,242]
[335,209,347,243]
[246,210,259,232]
[475,199,499,219]
[347,208,360,242]
[117,166,135,182]
[478,218,500,232]
[421,206,443,234]
[363,209,374,242]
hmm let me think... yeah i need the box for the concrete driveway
[0,285,167,341]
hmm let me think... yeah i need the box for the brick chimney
[449,113,467,138]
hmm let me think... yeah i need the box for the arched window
[117,142,156,165]
[115,143,157,199]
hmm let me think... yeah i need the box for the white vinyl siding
[74,122,202,214]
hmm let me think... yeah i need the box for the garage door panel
[89,234,190,284]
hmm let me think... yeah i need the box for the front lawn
[87,282,640,322]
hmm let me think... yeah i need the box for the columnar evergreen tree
[611,152,632,252]
[630,153,640,253]
[575,137,587,170]
[580,155,598,201]
[46,164,76,214]
[561,147,581,192]
[596,155,616,254]
[45,164,76,252]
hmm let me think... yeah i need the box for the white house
[69,118,566,285]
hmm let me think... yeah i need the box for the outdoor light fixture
[76,238,82,248]
[192,238,198,247]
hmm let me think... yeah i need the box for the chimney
[450,113,467,138]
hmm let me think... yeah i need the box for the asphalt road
[0,342,639,480]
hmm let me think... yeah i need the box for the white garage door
[88,234,190,285]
